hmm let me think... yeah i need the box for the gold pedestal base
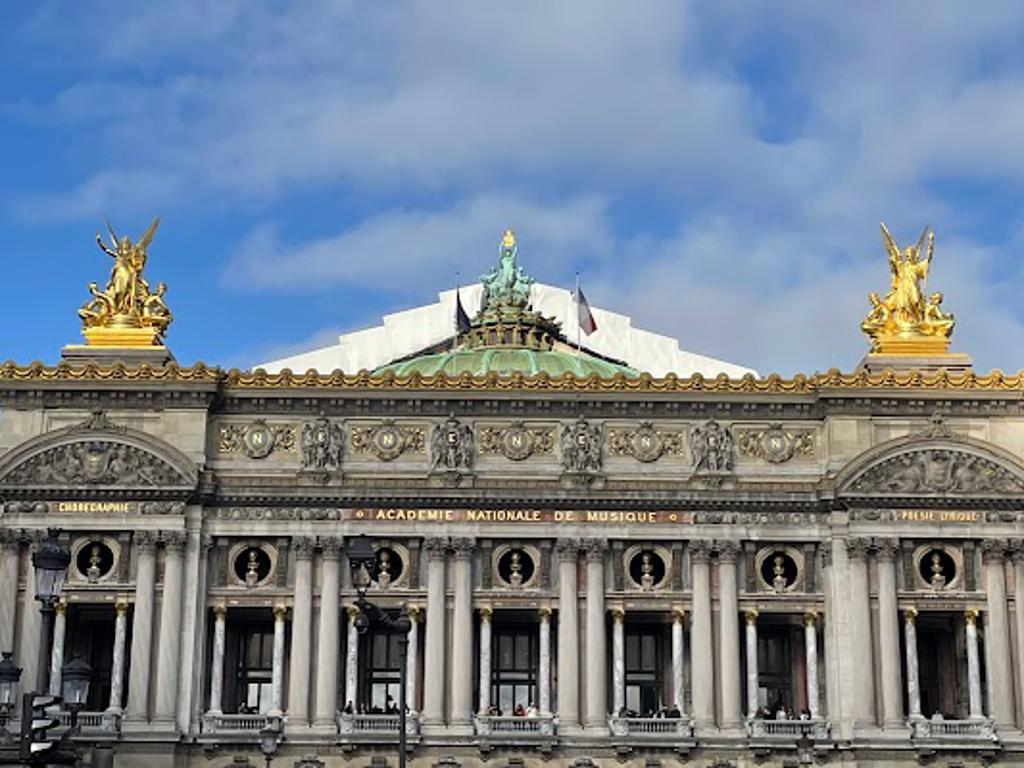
[81,326,162,348]
[871,334,950,356]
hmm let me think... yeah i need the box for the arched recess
[834,431,1024,504]
[0,413,198,498]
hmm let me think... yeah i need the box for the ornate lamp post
[346,536,411,768]
[258,720,280,768]
[60,655,92,730]
[32,529,71,692]
[0,652,21,738]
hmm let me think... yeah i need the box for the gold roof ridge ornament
[860,223,966,367]
[62,217,175,365]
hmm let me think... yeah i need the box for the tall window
[362,632,403,713]
[491,627,536,714]
[66,606,117,711]
[757,627,793,712]
[624,629,663,716]
[233,624,274,714]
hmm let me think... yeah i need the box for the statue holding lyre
[861,222,954,355]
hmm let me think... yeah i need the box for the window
[625,629,663,716]
[65,606,118,711]
[757,627,793,713]
[359,631,403,713]
[233,624,274,714]
[491,628,537,714]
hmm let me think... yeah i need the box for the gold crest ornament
[76,217,172,348]
[861,223,954,355]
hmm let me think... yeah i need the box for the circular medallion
[631,425,664,463]
[501,425,534,461]
[760,427,795,464]
[373,425,404,461]
[244,421,275,459]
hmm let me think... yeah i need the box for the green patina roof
[373,229,638,379]
[375,346,636,378]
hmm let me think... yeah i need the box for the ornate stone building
[1,226,1022,767]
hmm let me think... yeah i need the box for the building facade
[1,227,1022,767]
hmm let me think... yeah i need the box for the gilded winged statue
[861,223,953,352]
[79,217,172,341]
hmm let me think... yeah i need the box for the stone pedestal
[858,352,972,374]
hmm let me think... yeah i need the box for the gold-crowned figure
[77,218,172,347]
[861,223,954,355]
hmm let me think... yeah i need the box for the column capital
[610,606,625,623]
[292,536,316,559]
[55,601,68,617]
[803,610,818,627]
[0,528,20,550]
[538,606,552,620]
[405,604,422,622]
[424,536,448,560]
[671,606,686,623]
[964,608,979,625]
[319,536,342,559]
[134,530,158,554]
[981,539,1008,564]
[212,604,227,620]
[346,604,361,619]
[555,538,579,562]
[161,530,187,553]
[582,538,608,562]
[845,537,871,561]
[479,606,493,621]
[115,599,129,616]
[273,605,288,620]
[715,541,739,563]
[451,537,475,560]
[903,607,918,622]
[872,537,899,561]
[744,608,758,625]
[689,540,713,563]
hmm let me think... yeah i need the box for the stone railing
[201,713,274,734]
[56,710,121,733]
[474,714,556,737]
[746,717,830,740]
[608,716,694,738]
[910,717,996,741]
[338,712,419,737]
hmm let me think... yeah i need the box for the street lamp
[346,536,412,768]
[32,529,71,692]
[61,655,93,729]
[0,652,21,735]
[258,719,280,768]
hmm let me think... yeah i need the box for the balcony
[338,712,420,747]
[608,716,695,755]
[910,716,997,747]
[473,714,556,752]
[201,713,276,735]
[746,717,830,741]
[56,710,121,735]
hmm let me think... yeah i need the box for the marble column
[107,601,129,714]
[154,532,186,725]
[126,532,157,722]
[207,605,227,714]
[965,609,984,719]
[983,543,1015,728]
[690,543,714,729]
[744,609,758,718]
[846,539,876,727]
[16,533,41,701]
[450,538,475,727]
[406,607,420,713]
[584,539,608,729]
[1014,550,1024,728]
[422,538,447,725]
[804,612,820,718]
[556,539,580,729]
[611,607,625,715]
[344,606,360,711]
[875,539,904,729]
[287,536,314,725]
[717,543,742,730]
[478,607,492,715]
[538,607,552,715]
[0,531,19,654]
[270,606,287,716]
[903,609,921,718]
[48,602,67,698]
[314,539,341,727]
[671,608,685,713]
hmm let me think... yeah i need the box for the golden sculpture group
[861,223,955,356]
[77,218,172,348]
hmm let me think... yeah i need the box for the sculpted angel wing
[105,217,120,250]
[136,217,161,251]
[913,226,931,259]
[879,222,900,261]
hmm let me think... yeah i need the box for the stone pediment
[0,412,197,493]
[837,431,1024,498]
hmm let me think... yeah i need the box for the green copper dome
[373,229,638,380]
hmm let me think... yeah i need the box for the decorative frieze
[1,441,188,487]
[607,423,685,463]
[478,422,554,460]
[736,424,814,463]
[849,449,1024,495]
[430,415,475,472]
[689,419,734,473]
[218,420,296,459]
[561,416,603,473]
[349,421,424,461]
[211,507,340,521]
[299,418,344,471]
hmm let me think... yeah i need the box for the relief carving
[689,420,734,473]
[849,449,1024,495]
[478,422,553,461]
[1,441,188,487]
[561,416,603,473]
[736,424,814,463]
[218,420,295,459]
[430,415,475,472]
[300,418,344,471]
[350,421,424,461]
[607,423,685,463]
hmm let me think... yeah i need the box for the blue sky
[3,2,1024,374]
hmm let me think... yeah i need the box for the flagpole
[575,272,581,359]
[452,273,460,372]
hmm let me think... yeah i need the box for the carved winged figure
[689,420,733,473]
[431,416,474,471]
